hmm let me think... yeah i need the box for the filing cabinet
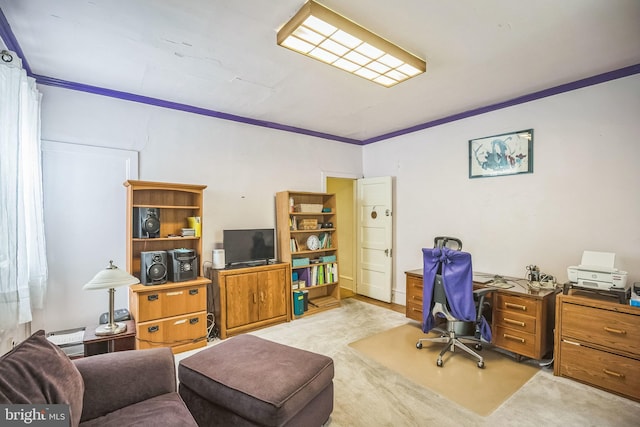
[129,280,209,353]
[555,292,640,402]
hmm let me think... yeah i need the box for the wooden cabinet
[124,180,210,353]
[405,269,423,322]
[211,263,291,339]
[275,191,340,317]
[555,292,640,402]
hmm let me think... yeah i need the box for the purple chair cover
[421,247,492,341]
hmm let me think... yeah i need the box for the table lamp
[83,260,140,336]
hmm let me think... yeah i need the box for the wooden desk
[83,320,136,356]
[405,269,559,360]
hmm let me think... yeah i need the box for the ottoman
[178,334,334,426]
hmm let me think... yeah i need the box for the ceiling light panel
[277,0,426,87]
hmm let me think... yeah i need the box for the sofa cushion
[79,392,198,427]
[0,330,85,427]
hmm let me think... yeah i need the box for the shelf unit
[276,191,340,317]
[124,180,210,353]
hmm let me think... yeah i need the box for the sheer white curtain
[0,51,47,331]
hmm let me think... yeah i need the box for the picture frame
[468,129,533,178]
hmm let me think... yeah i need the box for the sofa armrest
[73,348,176,422]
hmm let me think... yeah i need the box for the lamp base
[94,322,127,336]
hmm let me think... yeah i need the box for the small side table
[83,319,136,357]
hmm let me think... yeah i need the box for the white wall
[38,86,362,331]
[363,75,640,304]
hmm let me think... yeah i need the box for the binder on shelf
[320,255,336,263]
[293,291,304,316]
[292,257,309,267]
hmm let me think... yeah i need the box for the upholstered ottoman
[178,334,334,426]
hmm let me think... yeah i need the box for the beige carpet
[349,322,539,416]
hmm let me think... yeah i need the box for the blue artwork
[469,130,533,178]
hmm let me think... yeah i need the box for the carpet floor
[176,297,640,426]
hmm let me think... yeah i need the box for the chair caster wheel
[416,342,423,349]
[477,361,485,369]
[436,359,443,367]
[475,344,482,351]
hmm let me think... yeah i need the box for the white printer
[567,251,628,290]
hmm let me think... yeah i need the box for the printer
[567,250,628,291]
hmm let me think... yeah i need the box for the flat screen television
[223,228,276,267]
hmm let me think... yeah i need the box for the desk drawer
[493,325,536,358]
[406,301,423,322]
[494,309,536,334]
[561,303,640,355]
[495,293,538,314]
[558,340,640,401]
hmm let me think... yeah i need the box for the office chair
[416,237,492,368]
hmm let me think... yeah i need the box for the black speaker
[140,251,167,285]
[133,208,160,238]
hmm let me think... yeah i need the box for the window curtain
[0,50,47,331]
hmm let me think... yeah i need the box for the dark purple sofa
[0,330,197,427]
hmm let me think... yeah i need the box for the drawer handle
[147,294,159,301]
[603,326,626,335]
[189,289,199,295]
[504,318,526,327]
[603,368,625,378]
[412,295,422,301]
[505,302,527,311]
[411,307,423,313]
[189,317,199,325]
[503,333,525,343]
[167,291,184,296]
[147,325,159,333]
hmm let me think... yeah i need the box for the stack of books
[181,228,196,237]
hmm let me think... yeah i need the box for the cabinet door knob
[189,289,199,295]
[147,325,159,333]
[189,317,199,324]
[147,294,159,301]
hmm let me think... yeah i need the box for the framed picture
[469,129,533,178]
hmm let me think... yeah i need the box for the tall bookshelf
[276,191,340,317]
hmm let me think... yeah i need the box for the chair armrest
[73,348,176,422]
[473,287,493,323]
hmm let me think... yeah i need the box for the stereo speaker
[140,251,167,285]
[133,208,160,238]
[212,249,225,269]
[167,249,198,282]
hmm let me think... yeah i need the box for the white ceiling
[1,0,639,143]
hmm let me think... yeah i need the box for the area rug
[349,322,539,416]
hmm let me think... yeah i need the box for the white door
[356,176,393,302]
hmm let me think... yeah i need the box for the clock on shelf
[306,234,320,251]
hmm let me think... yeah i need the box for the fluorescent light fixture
[277,1,426,87]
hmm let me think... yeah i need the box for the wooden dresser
[554,291,640,402]
[129,279,209,353]
[405,269,558,360]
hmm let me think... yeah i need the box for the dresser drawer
[495,293,538,314]
[494,309,536,334]
[558,340,640,401]
[137,311,207,350]
[561,303,640,355]
[493,325,536,358]
[135,284,206,322]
